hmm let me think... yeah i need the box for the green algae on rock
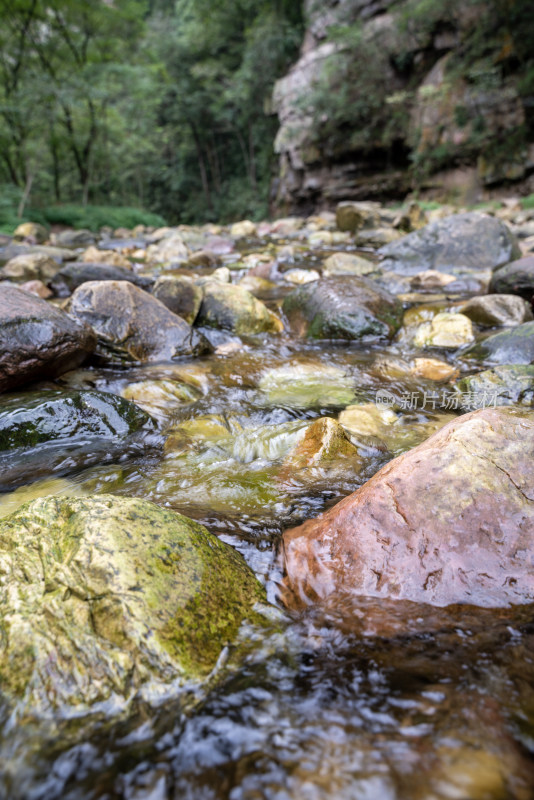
[0,495,267,716]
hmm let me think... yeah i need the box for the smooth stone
[50,262,153,296]
[80,246,132,269]
[378,213,520,275]
[0,284,95,392]
[282,407,534,610]
[66,281,211,364]
[13,222,48,243]
[0,389,156,488]
[335,201,381,232]
[355,227,403,247]
[410,270,457,290]
[197,282,283,335]
[413,312,474,349]
[0,495,267,716]
[489,256,534,300]
[455,365,534,408]
[283,268,320,284]
[322,252,375,277]
[238,275,278,296]
[338,403,398,440]
[0,253,60,282]
[19,280,53,299]
[55,229,95,248]
[151,275,203,325]
[459,294,533,327]
[282,276,403,341]
[230,220,256,238]
[279,418,361,482]
[146,233,189,266]
[258,362,357,408]
[464,321,534,364]
[411,357,459,382]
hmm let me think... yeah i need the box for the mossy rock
[455,365,534,409]
[0,495,267,717]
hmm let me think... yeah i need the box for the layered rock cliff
[272,0,534,212]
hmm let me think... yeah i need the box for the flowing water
[1,237,534,799]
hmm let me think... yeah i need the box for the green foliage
[521,194,534,210]
[42,205,167,231]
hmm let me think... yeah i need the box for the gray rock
[455,365,534,409]
[51,262,153,297]
[489,256,534,300]
[464,321,534,364]
[460,294,533,327]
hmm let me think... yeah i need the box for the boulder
[322,252,376,277]
[378,213,520,276]
[282,407,534,610]
[0,389,157,488]
[455,365,534,408]
[0,495,266,716]
[197,282,283,335]
[66,281,210,364]
[151,275,203,325]
[412,312,475,349]
[335,201,381,233]
[50,262,153,296]
[489,256,534,300]
[464,321,534,364]
[13,222,48,243]
[459,294,532,327]
[0,253,60,282]
[0,284,96,392]
[282,276,403,340]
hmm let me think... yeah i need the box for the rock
[455,365,534,408]
[335,201,381,232]
[283,268,320,284]
[355,228,403,247]
[151,275,203,325]
[209,266,231,283]
[146,233,189,266]
[55,229,95,248]
[283,276,402,341]
[459,294,532,327]
[279,417,361,481]
[0,390,157,488]
[338,403,398,440]
[413,312,474,349]
[238,275,278,296]
[197,282,283,335]
[378,213,520,276]
[19,279,53,299]
[259,362,356,408]
[0,284,95,392]
[464,321,534,364]
[322,252,376,277]
[0,495,266,716]
[122,379,201,421]
[230,220,256,238]
[489,256,534,300]
[187,249,221,268]
[66,281,210,364]
[13,222,48,243]
[392,202,428,232]
[50,262,154,296]
[80,245,132,269]
[0,253,60,282]
[410,270,457,290]
[282,407,534,610]
[411,357,459,382]
[0,243,74,266]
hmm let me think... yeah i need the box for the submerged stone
[280,418,361,481]
[258,362,357,408]
[0,495,267,716]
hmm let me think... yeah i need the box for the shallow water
[1,235,534,799]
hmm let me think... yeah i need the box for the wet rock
[13,222,48,243]
[187,249,221,268]
[459,294,532,327]
[322,252,375,277]
[122,379,201,421]
[378,213,520,276]
[335,201,380,232]
[413,312,475,349]
[66,281,210,364]
[411,357,459,382]
[410,269,457,290]
[283,276,403,341]
[151,275,203,325]
[146,233,189,266]
[50,262,154,296]
[0,495,266,716]
[489,256,534,300]
[238,275,278,296]
[280,417,361,481]
[259,361,356,408]
[455,365,534,408]
[355,227,403,247]
[282,407,534,609]
[0,389,156,488]
[197,282,283,335]
[19,280,53,299]
[55,229,95,248]
[80,245,132,269]
[338,403,399,441]
[230,220,256,238]
[0,253,60,282]
[0,284,96,392]
[464,321,534,364]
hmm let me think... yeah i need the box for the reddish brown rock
[282,407,534,611]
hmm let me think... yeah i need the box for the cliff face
[272,0,534,212]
